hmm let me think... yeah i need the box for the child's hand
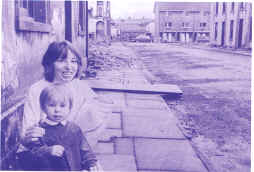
[50,145,65,157]
[89,162,103,172]
[89,166,98,172]
[23,125,45,143]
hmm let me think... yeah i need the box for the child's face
[44,96,71,123]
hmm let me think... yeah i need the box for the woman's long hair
[42,41,86,82]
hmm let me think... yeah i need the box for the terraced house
[153,2,211,43]
[210,2,252,49]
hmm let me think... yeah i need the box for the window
[189,11,200,14]
[16,0,51,32]
[160,11,167,16]
[215,2,219,15]
[222,2,226,14]
[215,22,218,40]
[230,20,234,40]
[240,2,244,11]
[231,2,235,13]
[204,11,210,16]
[182,22,189,27]
[98,7,103,17]
[165,22,172,27]
[200,23,207,27]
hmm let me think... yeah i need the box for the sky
[88,0,156,19]
[110,0,155,19]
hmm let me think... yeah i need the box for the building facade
[116,18,152,41]
[154,2,211,43]
[210,2,252,49]
[1,1,88,112]
[88,1,111,42]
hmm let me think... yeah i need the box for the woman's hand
[23,125,45,144]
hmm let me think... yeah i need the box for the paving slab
[99,128,122,142]
[135,138,208,172]
[124,78,150,85]
[122,112,184,139]
[126,98,168,110]
[96,91,126,112]
[107,112,122,129]
[122,108,173,117]
[97,154,137,172]
[94,142,114,154]
[114,137,134,155]
[125,93,164,101]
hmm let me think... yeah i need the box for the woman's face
[54,50,79,83]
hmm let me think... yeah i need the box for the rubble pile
[83,42,131,78]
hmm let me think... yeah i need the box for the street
[124,42,251,172]
[1,1,252,171]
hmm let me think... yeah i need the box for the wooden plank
[88,80,183,95]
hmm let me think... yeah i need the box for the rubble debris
[82,41,131,79]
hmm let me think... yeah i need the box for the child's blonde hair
[39,84,73,112]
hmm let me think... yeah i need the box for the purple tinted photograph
[1,1,251,172]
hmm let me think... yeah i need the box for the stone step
[114,137,134,155]
[98,128,122,142]
[93,142,114,154]
[106,112,122,129]
[97,154,137,172]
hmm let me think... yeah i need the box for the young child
[22,84,98,171]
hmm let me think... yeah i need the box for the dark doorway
[238,19,244,48]
[221,21,225,46]
[96,21,105,42]
[193,32,197,42]
[176,32,180,41]
[65,1,72,42]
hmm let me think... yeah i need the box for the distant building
[116,18,153,41]
[210,2,252,49]
[88,1,111,42]
[153,2,211,43]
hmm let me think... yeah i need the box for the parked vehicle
[135,34,151,42]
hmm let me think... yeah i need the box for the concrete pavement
[84,42,209,171]
[88,67,209,171]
